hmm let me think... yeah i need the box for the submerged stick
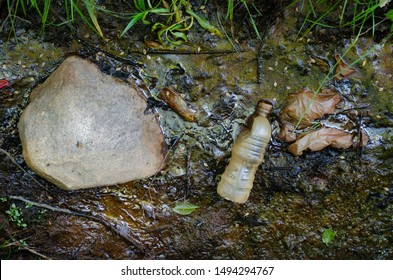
[0,148,45,188]
[9,195,144,251]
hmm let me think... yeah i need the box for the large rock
[18,56,166,190]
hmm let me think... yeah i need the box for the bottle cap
[256,99,273,115]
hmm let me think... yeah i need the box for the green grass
[2,0,226,45]
[5,203,27,228]
[296,0,392,39]
[3,1,392,42]
[120,0,223,45]
[226,0,264,39]
[3,0,105,37]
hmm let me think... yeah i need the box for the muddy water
[1,4,392,259]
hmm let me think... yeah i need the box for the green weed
[6,203,27,228]
[3,0,224,45]
[322,228,336,245]
[172,201,199,215]
[296,0,392,40]
[121,0,222,46]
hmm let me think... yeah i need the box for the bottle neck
[255,101,272,117]
[255,109,270,118]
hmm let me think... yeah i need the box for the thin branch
[5,239,51,259]
[257,16,274,84]
[0,148,45,188]
[20,244,51,260]
[9,195,144,251]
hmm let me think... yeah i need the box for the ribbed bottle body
[217,109,272,203]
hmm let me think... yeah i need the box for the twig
[0,148,45,188]
[146,132,184,189]
[256,40,264,85]
[74,36,143,67]
[20,244,51,260]
[1,236,51,259]
[256,16,274,84]
[185,148,193,199]
[75,35,244,61]
[9,195,144,251]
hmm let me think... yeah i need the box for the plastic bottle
[217,100,272,203]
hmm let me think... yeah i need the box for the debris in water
[278,88,369,155]
[172,202,199,215]
[217,100,272,203]
[158,86,198,122]
[309,57,330,73]
[0,79,10,89]
[287,126,367,156]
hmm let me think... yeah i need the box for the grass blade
[121,12,145,37]
[186,9,223,37]
[84,0,104,37]
[226,0,234,21]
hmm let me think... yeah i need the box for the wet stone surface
[18,56,166,190]
[0,2,392,259]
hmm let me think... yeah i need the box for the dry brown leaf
[158,86,198,122]
[280,89,343,129]
[334,53,362,80]
[278,121,297,142]
[288,127,354,156]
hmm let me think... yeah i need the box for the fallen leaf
[288,127,354,156]
[334,53,362,80]
[278,121,297,142]
[310,56,330,73]
[172,202,199,215]
[158,86,198,122]
[144,40,164,49]
[322,228,336,246]
[280,89,343,129]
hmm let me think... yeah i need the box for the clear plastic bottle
[217,100,272,203]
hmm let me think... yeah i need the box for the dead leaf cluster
[278,89,368,156]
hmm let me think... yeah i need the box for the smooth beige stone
[18,56,166,190]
